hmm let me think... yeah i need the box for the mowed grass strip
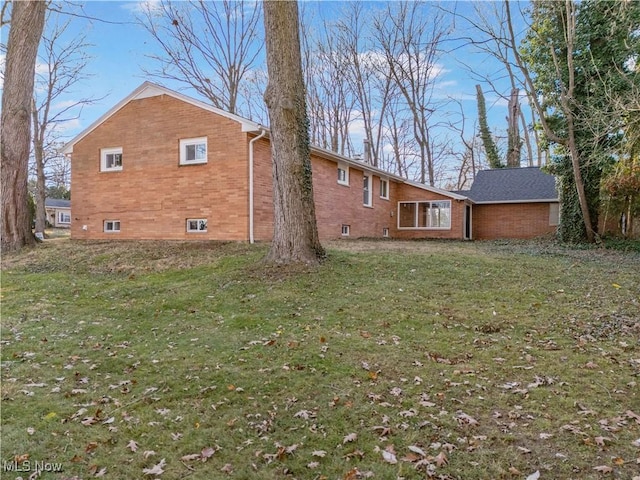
[1,239,639,479]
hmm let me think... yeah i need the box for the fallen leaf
[525,471,540,480]
[407,445,426,457]
[593,465,613,473]
[180,454,200,462]
[143,458,166,476]
[343,433,357,444]
[127,440,138,452]
[382,450,397,464]
[201,446,215,461]
[435,451,448,467]
[94,467,107,477]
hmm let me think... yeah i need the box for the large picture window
[398,200,451,229]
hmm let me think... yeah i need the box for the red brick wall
[71,93,470,242]
[71,94,251,241]
[472,203,558,240]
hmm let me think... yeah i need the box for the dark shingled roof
[465,167,558,203]
[45,198,70,208]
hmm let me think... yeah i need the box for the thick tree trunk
[1,1,47,252]
[262,0,324,264]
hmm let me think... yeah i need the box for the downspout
[249,126,266,244]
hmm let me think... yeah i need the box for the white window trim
[379,177,389,200]
[104,220,121,233]
[341,224,350,236]
[100,147,123,172]
[363,173,373,207]
[397,200,452,230]
[382,227,389,238]
[186,218,208,233]
[180,137,208,165]
[337,163,349,186]
[57,211,71,224]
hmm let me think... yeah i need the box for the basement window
[104,220,121,233]
[180,137,208,165]
[382,227,389,237]
[187,218,208,233]
[341,224,350,236]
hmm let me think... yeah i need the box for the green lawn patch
[1,239,639,479]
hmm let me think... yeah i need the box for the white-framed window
[363,174,372,207]
[337,163,349,185]
[186,218,208,232]
[100,147,123,172]
[341,224,350,236]
[549,203,559,226]
[380,178,389,200]
[382,227,389,237]
[398,200,451,229]
[180,137,208,165]
[104,220,121,232]
[57,211,71,224]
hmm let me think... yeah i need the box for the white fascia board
[473,198,559,204]
[62,81,260,154]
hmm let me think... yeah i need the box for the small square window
[101,147,123,172]
[180,137,208,165]
[382,227,389,237]
[187,218,208,232]
[104,220,120,232]
[341,224,350,236]
[337,164,349,185]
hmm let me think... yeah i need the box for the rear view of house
[63,82,557,243]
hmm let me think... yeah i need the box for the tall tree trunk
[262,0,324,265]
[506,88,521,167]
[1,1,47,252]
[32,98,47,238]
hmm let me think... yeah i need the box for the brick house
[460,167,559,240]
[62,82,557,242]
[44,198,71,228]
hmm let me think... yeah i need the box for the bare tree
[449,1,538,166]
[138,0,262,116]
[372,1,449,186]
[333,2,394,167]
[1,0,47,252]
[506,0,594,242]
[262,0,324,265]
[300,11,354,155]
[31,11,95,238]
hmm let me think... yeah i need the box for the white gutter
[248,126,266,244]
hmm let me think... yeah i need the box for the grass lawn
[1,238,639,480]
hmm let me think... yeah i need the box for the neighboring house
[45,198,71,228]
[62,82,556,242]
[461,167,559,240]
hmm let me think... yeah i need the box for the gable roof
[465,167,558,204]
[62,81,467,201]
[61,82,261,154]
[45,198,71,208]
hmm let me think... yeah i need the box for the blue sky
[25,0,524,186]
